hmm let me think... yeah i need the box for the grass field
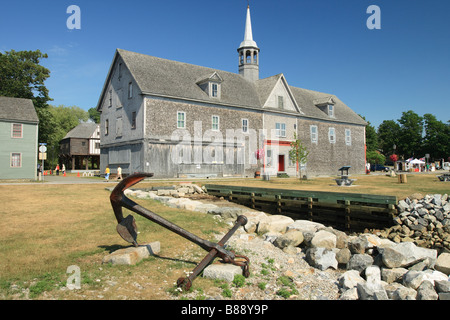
[0,172,448,299]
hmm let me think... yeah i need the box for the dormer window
[328,104,334,117]
[197,72,223,99]
[211,83,218,98]
[278,96,284,109]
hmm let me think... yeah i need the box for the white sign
[39,145,47,153]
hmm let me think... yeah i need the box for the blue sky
[1,0,449,129]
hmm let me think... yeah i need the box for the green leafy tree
[397,110,423,158]
[366,150,386,165]
[359,115,378,152]
[377,120,401,157]
[88,107,101,123]
[46,105,89,168]
[0,49,53,143]
[289,133,309,180]
[422,113,449,160]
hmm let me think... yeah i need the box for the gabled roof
[96,49,367,126]
[62,123,99,140]
[96,49,262,111]
[0,96,39,124]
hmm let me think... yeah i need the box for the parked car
[370,164,390,172]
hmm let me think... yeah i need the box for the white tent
[409,158,425,164]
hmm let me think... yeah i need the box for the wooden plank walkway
[204,184,398,232]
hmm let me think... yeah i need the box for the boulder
[102,242,161,266]
[305,247,338,271]
[416,280,438,300]
[257,215,294,234]
[381,267,408,284]
[379,241,437,268]
[338,270,365,291]
[435,252,450,275]
[273,230,304,249]
[346,254,374,273]
[310,230,337,249]
[286,220,325,233]
[391,286,417,300]
[203,263,243,282]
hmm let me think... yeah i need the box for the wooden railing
[204,185,398,232]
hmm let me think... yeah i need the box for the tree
[289,133,309,180]
[0,49,53,143]
[366,150,386,165]
[377,120,400,156]
[46,105,89,168]
[88,107,101,123]
[422,113,449,160]
[360,115,378,152]
[397,110,423,158]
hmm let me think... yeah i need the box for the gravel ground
[178,228,345,300]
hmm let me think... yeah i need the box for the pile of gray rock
[383,194,450,250]
[124,187,450,300]
[238,211,450,300]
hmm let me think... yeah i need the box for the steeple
[237,5,260,82]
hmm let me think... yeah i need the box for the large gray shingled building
[96,6,367,178]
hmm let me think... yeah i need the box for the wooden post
[308,197,313,221]
[345,200,351,231]
[251,192,255,209]
[276,195,282,214]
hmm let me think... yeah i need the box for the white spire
[239,5,258,48]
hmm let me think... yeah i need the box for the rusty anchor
[109,172,250,290]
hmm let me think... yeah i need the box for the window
[116,117,123,137]
[118,63,122,80]
[276,123,286,138]
[11,123,23,138]
[177,112,186,129]
[310,125,318,143]
[345,129,352,146]
[128,82,133,99]
[131,111,136,129]
[105,119,109,135]
[211,83,218,97]
[328,127,336,144]
[242,119,249,133]
[11,153,21,167]
[108,90,112,107]
[212,115,219,131]
[278,96,284,109]
[328,104,334,117]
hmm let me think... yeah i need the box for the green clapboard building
[0,96,39,180]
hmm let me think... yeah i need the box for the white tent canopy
[409,158,425,164]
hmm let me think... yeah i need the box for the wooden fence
[204,185,398,232]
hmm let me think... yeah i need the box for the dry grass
[0,172,448,299]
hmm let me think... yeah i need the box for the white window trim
[212,115,220,131]
[276,123,286,138]
[328,127,336,144]
[310,125,318,144]
[177,111,186,129]
[242,118,249,133]
[11,123,23,139]
[10,152,22,168]
[210,83,220,98]
[345,129,352,146]
[328,104,335,118]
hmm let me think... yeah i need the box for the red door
[278,155,285,172]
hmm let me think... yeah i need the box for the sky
[1,0,449,129]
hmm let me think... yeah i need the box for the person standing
[105,166,110,181]
[117,166,122,180]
